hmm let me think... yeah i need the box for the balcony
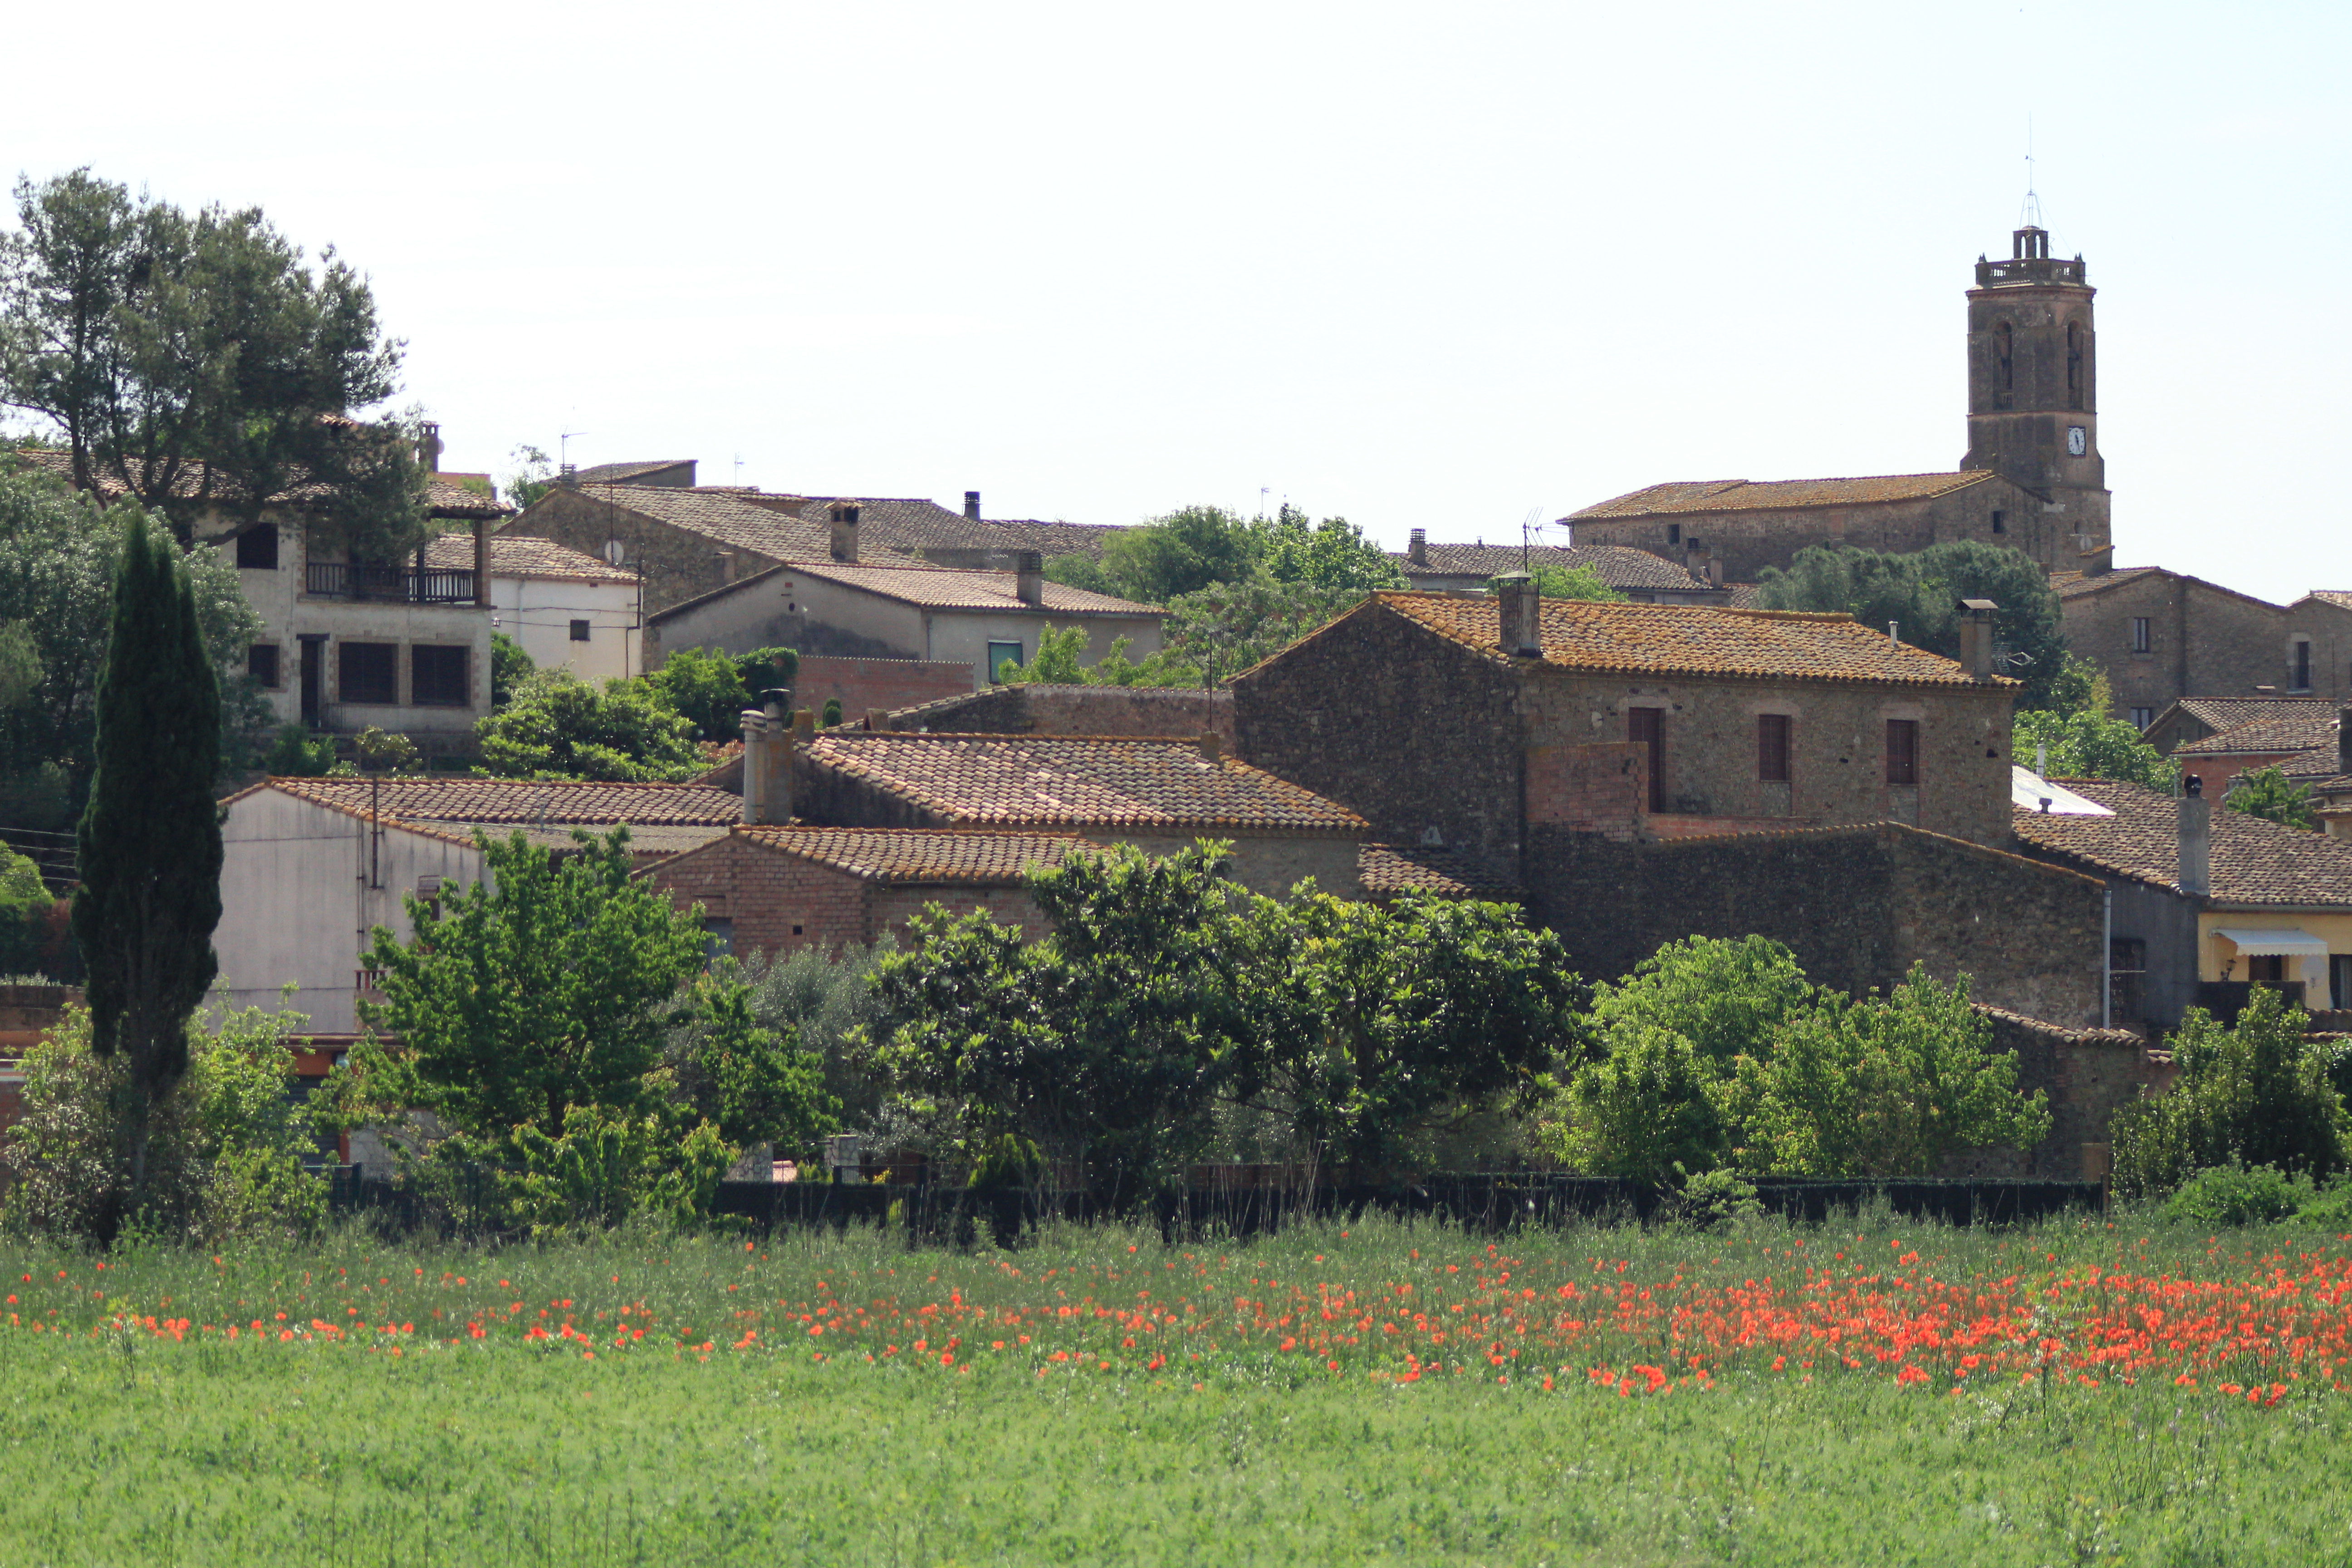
[305,562,477,603]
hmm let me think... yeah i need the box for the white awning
[2211,927,2330,957]
[2011,766,2114,816]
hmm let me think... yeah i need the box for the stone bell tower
[1962,224,2112,568]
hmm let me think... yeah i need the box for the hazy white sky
[7,1,2346,601]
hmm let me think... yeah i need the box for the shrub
[2111,987,2348,1200]
[1657,1164,1762,1233]
[262,722,337,776]
[2157,1163,2310,1227]
[473,669,704,782]
[489,632,535,707]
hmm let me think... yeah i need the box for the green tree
[998,626,1196,687]
[734,646,800,697]
[1099,505,1259,602]
[1529,563,1630,602]
[474,668,705,782]
[489,631,534,708]
[733,937,897,1130]
[0,620,40,710]
[1160,578,1367,684]
[2227,765,2319,831]
[646,646,754,741]
[1755,541,2072,709]
[0,839,52,976]
[500,444,556,511]
[2014,707,2176,793]
[1041,553,1117,596]
[359,827,709,1140]
[667,969,840,1156]
[821,696,843,728]
[2112,988,2348,1200]
[1257,505,1408,593]
[69,513,223,1222]
[1725,966,2051,1177]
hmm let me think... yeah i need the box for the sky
[5,0,2347,603]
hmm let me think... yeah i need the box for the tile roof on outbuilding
[569,460,695,484]
[1356,844,1520,901]
[2160,697,2335,734]
[425,534,637,583]
[564,483,923,566]
[730,826,1088,883]
[1565,472,1995,520]
[2011,777,2352,906]
[1355,592,1997,689]
[2176,712,2342,758]
[244,776,743,829]
[802,734,1368,834]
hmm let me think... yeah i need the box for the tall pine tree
[72,513,221,1212]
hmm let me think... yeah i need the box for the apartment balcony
[304,562,477,604]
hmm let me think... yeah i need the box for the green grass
[0,1211,2346,1565]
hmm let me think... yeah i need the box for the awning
[2211,927,2330,957]
[2011,766,2114,816]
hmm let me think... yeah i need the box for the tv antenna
[1520,508,1545,572]
[734,453,746,485]
[559,429,588,468]
[2020,114,2043,230]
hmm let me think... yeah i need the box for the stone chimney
[1407,528,1428,568]
[1956,598,1999,679]
[1705,553,1724,589]
[415,421,444,474]
[1198,730,1223,764]
[2178,774,2211,897]
[715,549,738,583]
[1493,572,1542,658]
[740,689,795,825]
[964,490,982,520]
[828,499,861,563]
[1015,549,1045,607]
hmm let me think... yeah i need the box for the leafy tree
[2014,707,2176,793]
[1724,966,2050,1177]
[2112,987,2348,1200]
[647,646,755,741]
[997,625,1196,687]
[2227,765,2319,831]
[1591,934,1821,1070]
[1257,505,1408,593]
[821,696,843,728]
[501,443,556,510]
[261,722,336,776]
[1160,578,1367,684]
[1099,505,1259,602]
[70,514,224,1222]
[1754,541,2072,709]
[667,969,839,1156]
[0,170,419,556]
[732,937,897,1131]
[358,827,709,1141]
[0,620,39,710]
[489,631,534,708]
[474,668,705,782]
[1529,563,1630,602]
[734,646,799,697]
[1041,553,1117,596]
[0,839,52,976]
[1234,892,1588,1172]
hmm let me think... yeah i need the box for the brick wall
[645,837,872,961]
[870,887,1049,942]
[795,656,973,723]
[1526,822,2106,1026]
[1940,1009,2163,1178]
[886,684,1235,741]
[1525,741,1646,839]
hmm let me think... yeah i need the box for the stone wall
[1940,1008,2162,1179]
[794,656,974,724]
[505,490,775,616]
[2061,571,2315,718]
[1526,822,2107,1027]
[884,684,1235,741]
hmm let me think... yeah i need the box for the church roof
[1565,471,1997,521]
[1395,542,1707,591]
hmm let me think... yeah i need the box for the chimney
[1705,553,1724,589]
[1492,572,1541,658]
[1956,598,1999,679]
[715,549,737,583]
[1407,527,1428,568]
[1015,549,1044,607]
[1198,730,1223,764]
[828,499,861,563]
[2339,707,2352,776]
[740,688,795,824]
[964,490,981,520]
[2178,774,2210,897]
[415,421,444,474]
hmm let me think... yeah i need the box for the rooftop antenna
[559,429,588,468]
[1259,485,1271,519]
[734,453,745,485]
[1520,508,1544,573]
[2019,114,2043,230]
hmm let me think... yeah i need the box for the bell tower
[1963,224,2111,568]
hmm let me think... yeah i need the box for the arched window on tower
[1995,322,2014,398]
[2066,322,2083,410]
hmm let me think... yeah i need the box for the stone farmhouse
[2055,569,2352,723]
[2143,697,2335,758]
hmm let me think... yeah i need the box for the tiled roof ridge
[2054,566,2286,612]
[1223,592,1394,686]
[1648,817,2106,883]
[1970,1003,2145,1046]
[1565,470,1994,519]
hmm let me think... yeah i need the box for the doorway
[298,636,326,727]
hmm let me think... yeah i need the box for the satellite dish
[603,539,627,566]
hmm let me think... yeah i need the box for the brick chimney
[415,421,443,474]
[2178,774,2210,897]
[829,499,861,563]
[1492,572,1542,658]
[1407,528,1428,568]
[964,490,982,520]
[1957,598,1999,679]
[1015,549,1044,607]
[740,689,795,824]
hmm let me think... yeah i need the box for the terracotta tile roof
[1395,543,1706,591]
[2300,591,2352,612]
[2052,566,2167,598]
[2163,697,2334,734]
[569,460,694,484]
[1723,583,1766,608]
[10,448,509,520]
[803,734,1368,834]
[2012,777,2352,906]
[2176,712,2342,757]
[424,534,637,583]
[1362,592,1996,688]
[253,776,743,829]
[1357,844,1520,900]
[565,483,922,566]
[743,495,1130,562]
[1565,472,1995,520]
[778,560,1159,615]
[733,826,1088,883]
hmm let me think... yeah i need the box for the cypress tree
[71,514,222,1213]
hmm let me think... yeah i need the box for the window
[1627,707,1666,812]
[1885,719,1919,786]
[2247,955,2287,987]
[2066,322,2083,408]
[2294,641,2312,691]
[2129,707,2155,731]
[1666,523,1682,546]
[569,619,592,642]
[2109,937,2147,1024]
[1757,714,1790,783]
[246,643,281,689]
[986,641,1024,681]
[337,642,397,706]
[1995,321,2014,392]
[235,524,279,570]
[2131,617,2151,653]
[2333,955,2352,1012]
[410,644,468,707]
[1990,510,2005,535]
[701,918,733,963]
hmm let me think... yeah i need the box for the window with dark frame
[410,644,468,707]
[569,619,592,642]
[701,918,734,963]
[1666,523,1681,546]
[2130,707,2155,731]
[2295,641,2312,691]
[1990,510,2005,534]
[1757,714,1791,782]
[986,641,1024,680]
[1885,719,1919,786]
[337,642,397,706]
[2333,954,2352,1012]
[2109,937,2147,1024]
[2131,617,2151,653]
[1627,707,1666,812]
[235,524,279,570]
[246,643,280,689]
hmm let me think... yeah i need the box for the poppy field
[2,1212,2351,1565]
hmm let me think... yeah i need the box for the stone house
[215,776,742,1032]
[1233,582,2018,865]
[2143,696,2335,756]
[565,459,700,488]
[422,534,642,683]
[2013,775,2352,1030]
[646,557,1163,689]
[2168,710,2340,799]
[1392,532,1722,603]
[2055,568,2336,725]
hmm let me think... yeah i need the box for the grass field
[0,1209,2349,1565]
